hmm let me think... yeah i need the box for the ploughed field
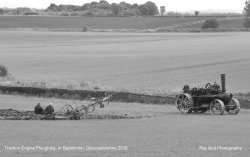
[0,94,250,157]
[0,31,250,93]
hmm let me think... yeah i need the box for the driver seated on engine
[206,82,220,91]
[183,84,190,93]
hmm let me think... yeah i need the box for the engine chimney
[221,74,226,92]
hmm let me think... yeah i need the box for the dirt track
[0,94,249,157]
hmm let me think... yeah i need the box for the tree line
[47,0,159,16]
[0,1,159,16]
[0,0,249,20]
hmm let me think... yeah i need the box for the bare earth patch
[0,94,162,120]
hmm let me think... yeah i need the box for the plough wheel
[176,94,194,114]
[86,105,96,113]
[60,104,74,115]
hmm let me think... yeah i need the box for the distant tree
[131,4,141,15]
[99,0,108,3]
[195,11,200,17]
[47,3,59,12]
[243,0,250,28]
[82,3,91,11]
[98,0,110,10]
[69,5,81,11]
[90,1,98,7]
[0,8,4,15]
[244,0,250,17]
[119,1,132,9]
[132,3,139,8]
[202,19,219,29]
[58,5,66,11]
[57,5,80,12]
[160,6,165,16]
[111,3,122,16]
[243,17,250,28]
[139,1,159,15]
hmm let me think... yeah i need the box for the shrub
[0,65,8,77]
[195,11,200,17]
[84,11,95,17]
[80,80,89,88]
[202,19,219,29]
[243,18,250,28]
[82,26,88,32]
[24,12,39,15]
[61,12,69,16]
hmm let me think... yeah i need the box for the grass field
[0,94,250,157]
[0,16,212,30]
[0,16,246,31]
[0,31,250,93]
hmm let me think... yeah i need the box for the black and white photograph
[0,0,249,156]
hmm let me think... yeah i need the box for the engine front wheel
[210,99,225,115]
[226,98,240,115]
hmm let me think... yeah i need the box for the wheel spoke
[177,98,183,104]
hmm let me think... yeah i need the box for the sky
[0,0,246,13]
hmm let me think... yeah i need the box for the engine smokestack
[221,74,226,92]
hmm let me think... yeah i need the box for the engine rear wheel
[176,94,193,114]
[210,99,225,115]
[226,98,240,115]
